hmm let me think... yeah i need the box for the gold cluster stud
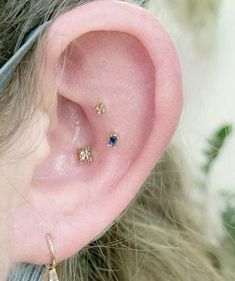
[77,146,93,164]
[95,103,106,116]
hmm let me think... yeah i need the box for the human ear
[13,0,182,264]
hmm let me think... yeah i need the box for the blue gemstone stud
[107,133,120,149]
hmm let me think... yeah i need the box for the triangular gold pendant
[49,268,60,281]
[41,268,59,281]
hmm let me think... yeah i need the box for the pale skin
[0,111,49,279]
[0,0,182,276]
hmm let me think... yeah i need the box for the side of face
[0,0,182,266]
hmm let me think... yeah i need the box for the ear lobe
[13,0,182,265]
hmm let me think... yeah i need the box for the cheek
[0,113,49,275]
[7,112,50,195]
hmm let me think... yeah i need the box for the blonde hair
[0,0,229,280]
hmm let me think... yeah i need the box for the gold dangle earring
[43,233,59,281]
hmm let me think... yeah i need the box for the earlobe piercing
[107,133,120,149]
[95,103,106,116]
[77,145,93,164]
[44,233,59,281]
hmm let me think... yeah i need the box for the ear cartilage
[77,146,93,164]
[95,103,106,115]
[107,133,120,149]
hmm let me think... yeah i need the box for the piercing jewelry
[44,233,59,281]
[95,103,106,115]
[77,145,93,164]
[107,133,120,149]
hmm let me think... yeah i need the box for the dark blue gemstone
[111,136,117,143]
[108,135,118,147]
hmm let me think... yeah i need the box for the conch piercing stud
[77,145,93,164]
[95,103,106,116]
[107,133,120,149]
[44,233,59,281]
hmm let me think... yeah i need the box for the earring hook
[46,233,57,270]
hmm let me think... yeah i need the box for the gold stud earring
[95,103,106,116]
[77,145,93,164]
[43,233,59,281]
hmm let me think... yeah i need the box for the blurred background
[147,0,235,273]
